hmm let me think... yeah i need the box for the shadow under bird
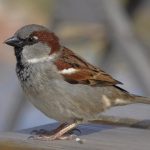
[4,24,150,140]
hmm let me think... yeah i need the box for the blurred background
[0,0,150,131]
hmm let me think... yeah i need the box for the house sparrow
[5,24,150,140]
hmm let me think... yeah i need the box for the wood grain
[0,123,150,150]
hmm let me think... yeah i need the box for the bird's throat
[15,47,31,82]
[14,47,23,63]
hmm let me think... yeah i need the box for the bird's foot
[29,132,77,141]
[28,122,82,141]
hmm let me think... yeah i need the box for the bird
[5,24,150,140]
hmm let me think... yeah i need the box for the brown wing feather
[55,47,122,86]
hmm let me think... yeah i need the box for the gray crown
[15,24,49,39]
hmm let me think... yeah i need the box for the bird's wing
[54,47,122,86]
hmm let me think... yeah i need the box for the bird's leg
[49,122,68,134]
[30,122,79,140]
[51,122,78,140]
[30,122,68,137]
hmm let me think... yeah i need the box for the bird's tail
[131,95,150,104]
[112,86,150,106]
[113,94,150,106]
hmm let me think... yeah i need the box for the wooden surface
[0,123,150,150]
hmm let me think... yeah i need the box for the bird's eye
[28,36,38,43]
[28,37,34,42]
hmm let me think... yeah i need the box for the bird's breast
[16,62,118,122]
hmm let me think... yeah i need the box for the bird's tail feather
[113,95,150,106]
[112,86,150,106]
[131,95,150,104]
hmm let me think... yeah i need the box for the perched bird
[5,24,150,140]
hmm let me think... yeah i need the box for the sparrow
[5,24,150,140]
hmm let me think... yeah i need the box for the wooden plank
[0,123,150,150]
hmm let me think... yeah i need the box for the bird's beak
[4,36,23,47]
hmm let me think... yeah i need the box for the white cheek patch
[59,68,78,75]
[27,53,57,64]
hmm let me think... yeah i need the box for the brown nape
[32,31,61,54]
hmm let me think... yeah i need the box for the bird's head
[5,24,61,63]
